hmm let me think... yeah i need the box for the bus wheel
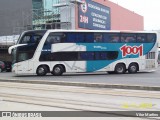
[36,66,48,76]
[52,65,64,76]
[128,63,138,74]
[0,68,2,73]
[115,64,126,74]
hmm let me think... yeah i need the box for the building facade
[0,0,143,36]
[33,0,144,30]
[0,0,144,61]
[0,0,32,36]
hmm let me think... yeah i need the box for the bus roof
[22,30,47,34]
[46,29,157,34]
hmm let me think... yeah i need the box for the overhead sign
[78,0,111,30]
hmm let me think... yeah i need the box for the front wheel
[51,65,64,76]
[115,64,126,74]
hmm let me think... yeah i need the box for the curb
[0,79,160,91]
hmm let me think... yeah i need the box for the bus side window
[77,33,85,42]
[80,52,94,60]
[45,32,65,44]
[95,52,100,60]
[137,34,146,43]
[65,32,84,43]
[125,37,135,43]
[107,51,118,60]
[51,36,60,43]
[100,52,107,59]
[104,33,120,43]
[121,34,136,43]
[103,33,109,42]
[147,33,156,43]
[110,34,120,43]
[94,33,103,43]
[121,36,125,43]
[85,33,94,43]
[66,33,76,42]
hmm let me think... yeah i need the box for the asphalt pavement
[1,82,159,119]
[0,67,160,91]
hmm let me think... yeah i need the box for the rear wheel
[115,64,126,74]
[128,63,138,74]
[51,65,64,76]
[36,66,48,76]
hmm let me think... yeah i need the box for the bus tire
[36,66,48,76]
[0,68,2,73]
[128,63,138,74]
[52,65,64,76]
[115,63,126,74]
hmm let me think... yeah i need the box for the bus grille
[145,52,155,59]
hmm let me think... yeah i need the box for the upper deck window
[94,33,103,43]
[46,32,65,44]
[104,33,120,43]
[146,33,156,43]
[121,33,136,43]
[137,34,146,43]
[19,30,46,44]
[65,32,85,43]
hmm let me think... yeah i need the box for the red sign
[120,45,143,57]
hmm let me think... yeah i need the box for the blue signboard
[78,0,111,30]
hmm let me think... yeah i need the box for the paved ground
[0,67,160,87]
[0,68,160,119]
[0,82,160,119]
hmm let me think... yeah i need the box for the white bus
[9,30,159,76]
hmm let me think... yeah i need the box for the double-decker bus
[8,30,159,76]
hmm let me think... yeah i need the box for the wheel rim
[54,67,61,74]
[117,66,124,73]
[38,67,45,74]
[130,66,137,72]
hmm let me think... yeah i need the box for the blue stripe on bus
[41,43,155,72]
[77,43,155,72]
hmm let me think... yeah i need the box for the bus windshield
[17,30,47,44]
[12,30,46,64]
